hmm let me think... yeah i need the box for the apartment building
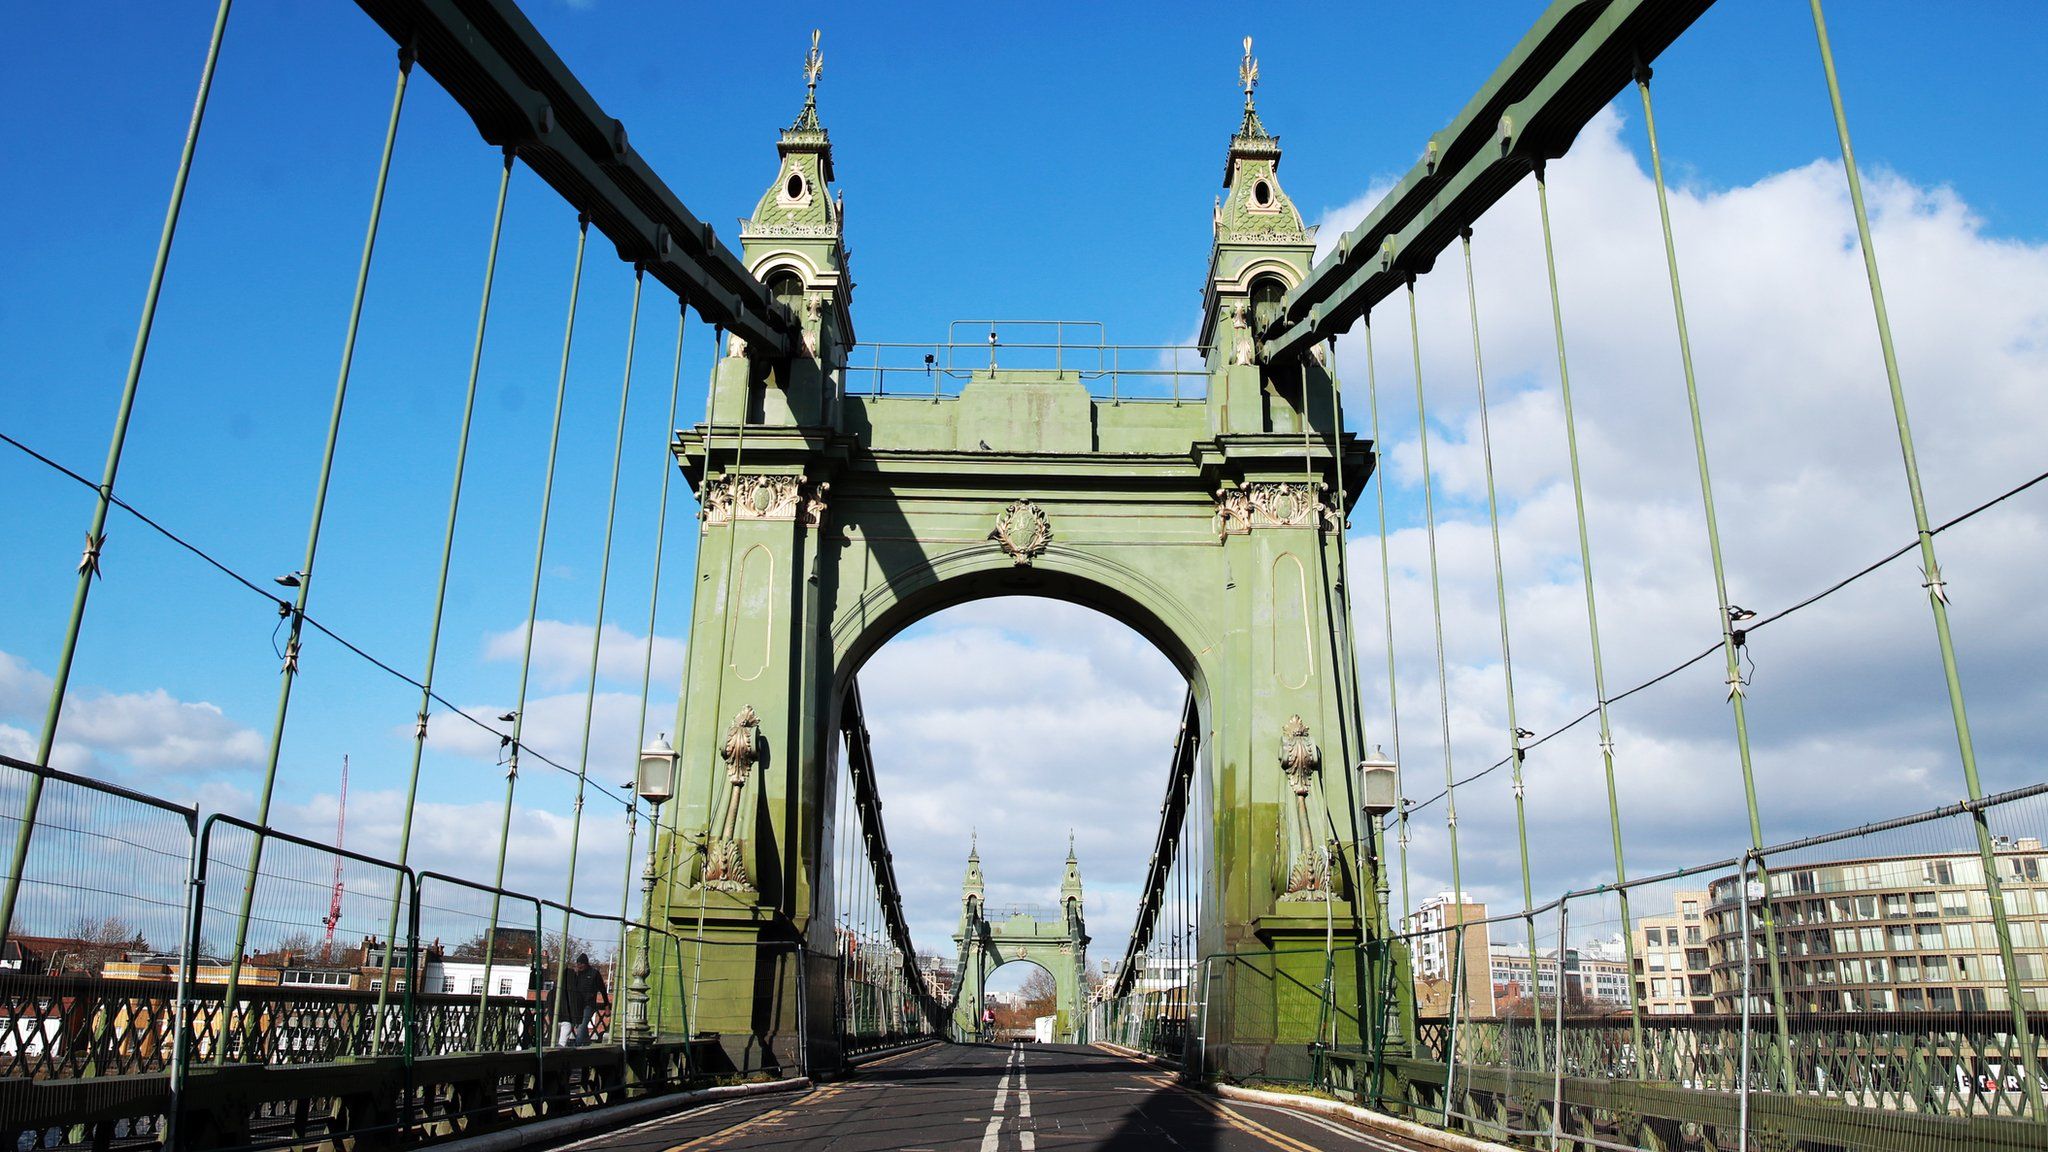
[1632,889,1715,1015]
[1703,837,2048,1013]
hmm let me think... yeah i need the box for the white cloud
[481,619,684,692]
[855,599,1185,963]
[1327,108,2048,920]
[0,650,265,774]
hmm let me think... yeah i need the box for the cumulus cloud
[481,619,684,693]
[1324,108,2048,919]
[0,649,265,775]
[855,599,1184,964]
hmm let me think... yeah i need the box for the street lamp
[1356,746,1398,820]
[626,734,676,1040]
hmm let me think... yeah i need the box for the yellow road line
[662,1086,842,1151]
[1176,1087,1321,1152]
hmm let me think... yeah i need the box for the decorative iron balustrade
[1417,1012,2048,1120]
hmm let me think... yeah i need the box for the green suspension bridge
[0,2,2043,1151]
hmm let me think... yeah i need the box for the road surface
[549,1043,1430,1151]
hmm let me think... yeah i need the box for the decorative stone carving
[701,475,807,527]
[1214,482,1339,537]
[801,293,826,356]
[800,481,830,529]
[1278,714,1330,901]
[1230,303,1255,366]
[703,705,761,891]
[728,332,748,359]
[988,499,1052,566]
[1215,487,1254,536]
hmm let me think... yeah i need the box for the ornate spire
[1067,829,1076,862]
[793,29,824,131]
[1236,35,1271,141]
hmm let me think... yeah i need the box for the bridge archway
[968,956,1077,1044]
[651,67,1380,1079]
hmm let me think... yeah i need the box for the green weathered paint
[648,64,1386,1080]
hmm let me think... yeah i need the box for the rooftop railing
[843,321,1210,404]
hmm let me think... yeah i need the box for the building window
[498,979,512,995]
[469,978,484,994]
[1682,901,1700,920]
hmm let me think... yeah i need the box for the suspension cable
[554,264,646,1029]
[1456,228,1544,1066]
[1635,66,1790,1071]
[636,298,689,1037]
[368,130,499,1037]
[1805,0,2041,1108]
[5,0,236,959]
[1528,159,1643,1049]
[1402,276,1466,931]
[481,207,586,1046]
[1361,315,1410,930]
[216,49,413,1041]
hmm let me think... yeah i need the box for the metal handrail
[844,338,1213,404]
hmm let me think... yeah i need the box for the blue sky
[4,1,2047,964]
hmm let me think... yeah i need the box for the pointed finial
[970,827,978,856]
[1068,829,1076,857]
[805,29,824,95]
[1239,36,1259,109]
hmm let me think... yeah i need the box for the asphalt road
[548,1043,1432,1151]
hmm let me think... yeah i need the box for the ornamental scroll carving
[1214,483,1339,537]
[1230,303,1255,367]
[703,705,761,891]
[701,476,828,528]
[988,499,1052,566]
[1277,714,1331,901]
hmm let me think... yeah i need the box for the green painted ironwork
[1457,230,1544,1069]
[1805,0,2043,1117]
[479,205,582,1046]
[0,0,235,957]
[1632,64,1796,1087]
[1529,162,1645,1064]
[552,266,646,1026]
[1362,318,1411,932]
[215,42,413,1041]
[364,136,503,1049]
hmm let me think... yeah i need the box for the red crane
[322,754,348,952]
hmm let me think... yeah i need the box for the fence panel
[0,755,197,1151]
[409,873,541,1060]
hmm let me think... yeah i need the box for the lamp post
[626,734,676,1040]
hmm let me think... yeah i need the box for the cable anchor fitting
[78,531,106,579]
[1921,562,1950,606]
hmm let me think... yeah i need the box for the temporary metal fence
[1361,783,2048,1152]
[0,753,722,1152]
[0,754,198,1152]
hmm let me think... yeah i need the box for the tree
[62,915,147,975]
[1020,967,1057,1010]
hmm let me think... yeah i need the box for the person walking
[562,953,609,1045]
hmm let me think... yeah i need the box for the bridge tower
[951,843,1090,1044]
[656,34,1383,1081]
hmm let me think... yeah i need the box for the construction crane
[322,754,348,952]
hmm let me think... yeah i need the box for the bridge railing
[0,752,712,1152]
[1358,782,2048,1152]
[841,325,1212,403]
